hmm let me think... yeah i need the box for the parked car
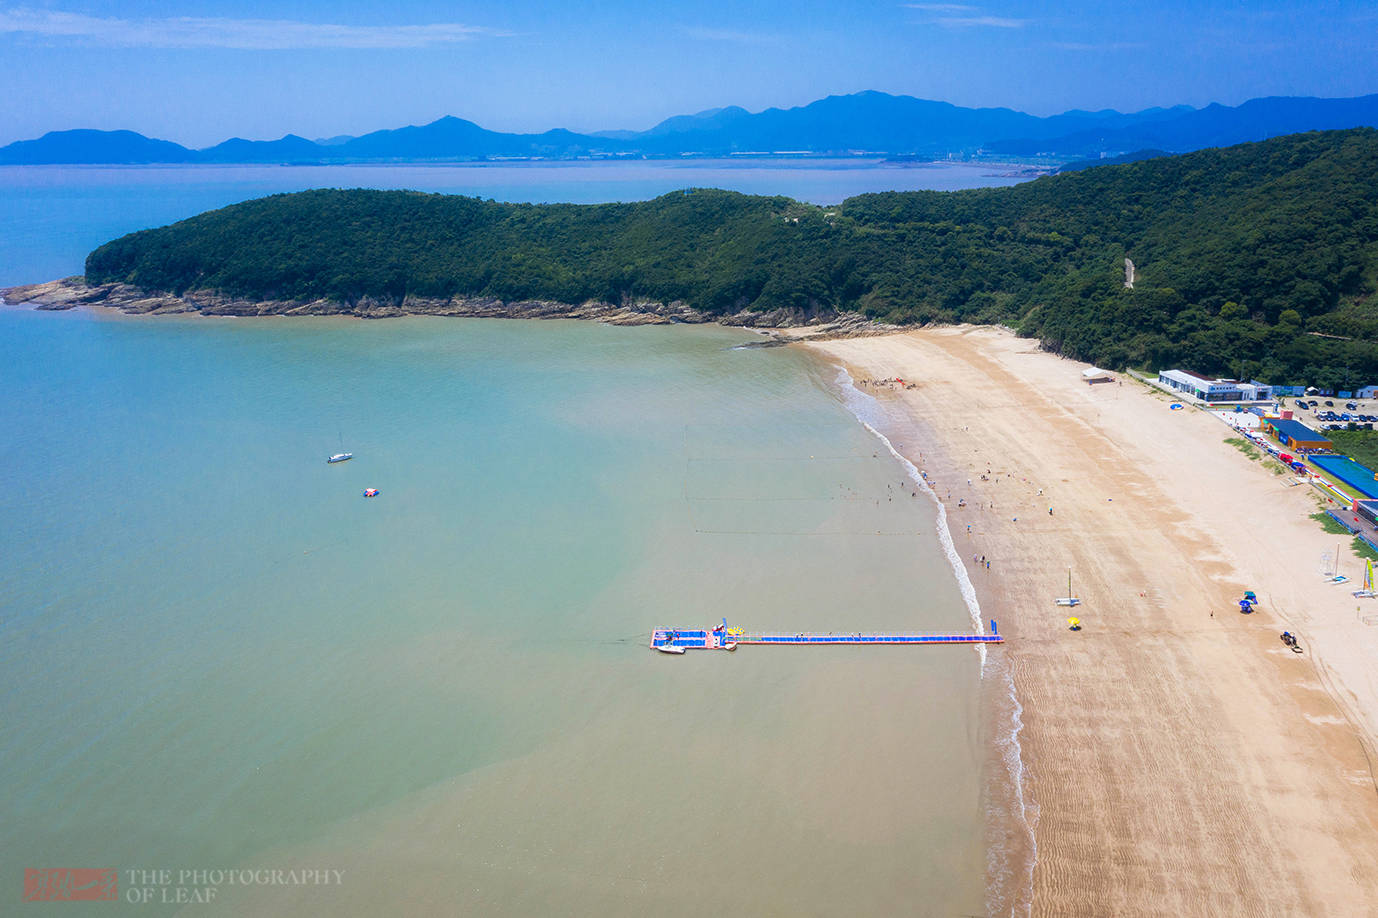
[1347,402,1359,410]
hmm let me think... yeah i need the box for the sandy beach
[809,326,1378,917]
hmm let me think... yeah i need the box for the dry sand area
[809,326,1378,917]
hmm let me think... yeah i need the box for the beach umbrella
[1067,617,1081,630]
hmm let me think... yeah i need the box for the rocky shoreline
[0,277,897,341]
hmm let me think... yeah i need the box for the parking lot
[1291,397,1378,430]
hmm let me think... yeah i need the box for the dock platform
[651,621,1003,653]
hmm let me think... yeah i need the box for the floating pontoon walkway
[651,621,1002,653]
[737,631,1002,645]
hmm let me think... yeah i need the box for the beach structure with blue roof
[1262,417,1332,451]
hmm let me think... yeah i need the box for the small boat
[1355,561,1376,598]
[363,488,380,498]
[1054,567,1080,607]
[328,453,353,464]
[656,644,686,655]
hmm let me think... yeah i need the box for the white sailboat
[1055,567,1081,607]
[1354,559,1375,598]
[1327,543,1349,584]
[328,430,353,464]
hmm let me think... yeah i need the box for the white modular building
[1157,369,1274,403]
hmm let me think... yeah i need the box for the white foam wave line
[982,652,1038,917]
[860,415,988,665]
[832,365,1037,917]
[829,366,986,661]
[1008,660,1038,917]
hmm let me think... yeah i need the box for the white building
[1081,367,1114,384]
[1157,369,1273,403]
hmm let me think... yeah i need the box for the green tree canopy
[86,129,1378,384]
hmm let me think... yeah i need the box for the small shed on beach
[1262,417,1331,451]
[1081,367,1114,384]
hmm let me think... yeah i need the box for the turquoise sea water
[1,308,986,916]
[0,160,1004,915]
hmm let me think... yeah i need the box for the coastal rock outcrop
[0,277,897,338]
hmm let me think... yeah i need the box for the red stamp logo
[23,868,118,902]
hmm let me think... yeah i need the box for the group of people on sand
[855,377,918,391]
[926,461,1059,570]
[911,451,1061,574]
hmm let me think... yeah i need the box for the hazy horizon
[3,1,1377,147]
[12,89,1378,153]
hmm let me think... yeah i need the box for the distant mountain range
[4,91,1378,165]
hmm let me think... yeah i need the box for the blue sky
[1,1,1376,146]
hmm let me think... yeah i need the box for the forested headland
[84,128,1378,385]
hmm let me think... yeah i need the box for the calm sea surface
[0,161,1000,915]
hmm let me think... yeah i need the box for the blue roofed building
[1262,417,1332,451]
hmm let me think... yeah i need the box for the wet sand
[809,326,1378,916]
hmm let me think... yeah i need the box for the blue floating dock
[650,621,1002,652]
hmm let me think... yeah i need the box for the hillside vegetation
[86,129,1378,384]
